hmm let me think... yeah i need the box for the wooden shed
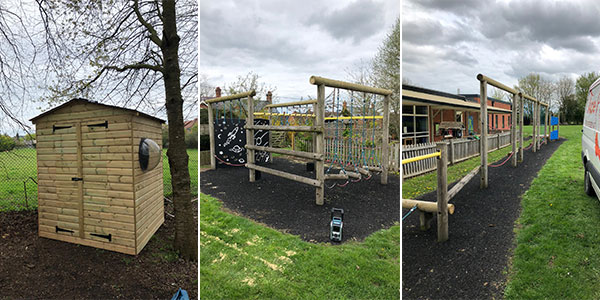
[30,98,165,255]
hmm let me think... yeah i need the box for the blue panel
[550,130,558,140]
[551,116,558,126]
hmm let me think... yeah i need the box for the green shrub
[0,135,16,151]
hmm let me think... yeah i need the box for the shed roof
[30,98,165,123]
[402,85,512,114]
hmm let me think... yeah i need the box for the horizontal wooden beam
[246,163,322,187]
[309,76,393,96]
[263,99,317,108]
[245,124,323,132]
[520,92,549,107]
[245,144,323,160]
[447,166,480,201]
[206,90,256,104]
[324,173,348,180]
[403,199,455,215]
[477,74,518,95]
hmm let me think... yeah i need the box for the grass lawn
[0,148,198,211]
[163,148,198,197]
[200,193,400,299]
[503,125,600,299]
[0,148,38,211]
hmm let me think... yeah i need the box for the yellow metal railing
[401,151,441,165]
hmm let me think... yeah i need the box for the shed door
[80,118,135,248]
[39,122,83,238]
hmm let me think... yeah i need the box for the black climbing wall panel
[214,118,270,166]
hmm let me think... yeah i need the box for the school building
[402,84,512,145]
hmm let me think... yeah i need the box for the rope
[214,155,246,167]
[524,142,534,150]
[488,151,514,167]
[403,205,418,221]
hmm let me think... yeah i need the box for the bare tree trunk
[161,0,197,261]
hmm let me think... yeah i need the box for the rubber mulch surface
[402,139,564,300]
[0,202,198,299]
[200,158,400,243]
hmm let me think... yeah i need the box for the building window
[495,115,498,129]
[502,115,505,128]
[402,105,429,145]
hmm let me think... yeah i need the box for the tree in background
[515,73,554,124]
[556,76,575,123]
[225,71,275,102]
[39,0,197,260]
[575,72,600,124]
[372,17,400,139]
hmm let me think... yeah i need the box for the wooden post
[315,84,325,205]
[381,94,390,185]
[480,80,488,189]
[312,103,317,154]
[269,107,274,163]
[532,101,537,153]
[449,139,455,165]
[545,105,549,143]
[497,133,500,150]
[557,112,560,138]
[419,211,433,231]
[207,102,216,169]
[437,142,448,242]
[511,93,517,167]
[519,94,524,161]
[247,95,256,182]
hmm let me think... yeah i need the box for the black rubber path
[402,139,564,299]
[200,158,400,243]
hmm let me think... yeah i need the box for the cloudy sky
[200,0,399,102]
[402,0,600,95]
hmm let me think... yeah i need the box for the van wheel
[585,165,596,197]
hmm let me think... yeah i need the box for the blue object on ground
[171,288,189,300]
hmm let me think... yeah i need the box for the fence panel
[401,131,512,179]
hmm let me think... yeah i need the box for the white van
[582,78,600,197]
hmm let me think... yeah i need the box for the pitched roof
[30,98,165,123]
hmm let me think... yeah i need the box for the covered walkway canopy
[402,87,511,114]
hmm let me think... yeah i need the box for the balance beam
[403,199,455,215]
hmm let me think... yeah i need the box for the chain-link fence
[0,145,198,212]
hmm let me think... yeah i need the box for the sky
[200,0,400,102]
[402,0,600,95]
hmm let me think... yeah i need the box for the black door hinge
[87,121,108,128]
[71,177,83,181]
[53,125,72,133]
[55,226,74,234]
[90,233,112,241]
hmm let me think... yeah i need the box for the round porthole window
[139,138,160,171]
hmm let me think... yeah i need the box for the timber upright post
[511,93,518,167]
[532,100,537,153]
[381,94,390,185]
[207,102,216,170]
[437,142,449,242]
[247,94,256,182]
[315,84,325,205]
[480,79,488,188]
[519,94,524,161]
[545,104,549,143]
[535,102,542,150]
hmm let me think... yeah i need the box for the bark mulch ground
[402,139,564,300]
[0,202,197,299]
[200,158,400,243]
